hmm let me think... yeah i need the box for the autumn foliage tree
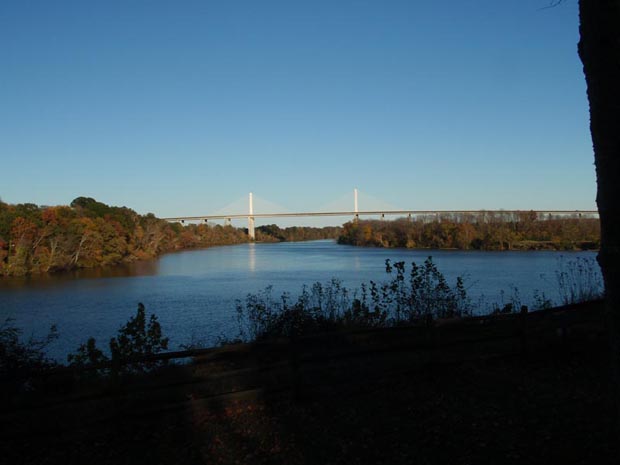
[0,197,248,276]
[338,214,599,251]
[0,197,346,277]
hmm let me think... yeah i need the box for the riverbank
[340,240,599,252]
[2,300,615,464]
[0,197,341,277]
[338,217,600,251]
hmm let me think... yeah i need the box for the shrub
[236,257,471,341]
[67,337,108,367]
[386,258,471,320]
[236,283,352,341]
[68,303,169,374]
[0,319,58,394]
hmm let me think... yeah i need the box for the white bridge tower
[248,192,255,240]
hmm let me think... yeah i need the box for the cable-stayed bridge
[163,189,599,240]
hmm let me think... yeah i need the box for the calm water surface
[0,240,599,360]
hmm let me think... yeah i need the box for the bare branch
[538,0,566,11]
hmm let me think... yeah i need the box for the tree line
[0,198,344,276]
[338,212,600,251]
[0,198,601,276]
[255,224,342,242]
[0,197,251,276]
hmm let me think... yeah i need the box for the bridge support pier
[225,218,231,227]
[248,217,255,240]
[248,192,255,240]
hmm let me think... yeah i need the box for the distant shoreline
[340,240,599,252]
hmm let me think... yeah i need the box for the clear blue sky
[0,0,596,222]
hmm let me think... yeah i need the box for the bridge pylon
[248,192,255,240]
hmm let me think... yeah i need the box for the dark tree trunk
[578,0,620,416]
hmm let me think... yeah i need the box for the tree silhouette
[577,0,620,414]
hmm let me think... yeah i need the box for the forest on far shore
[338,213,600,251]
[0,198,601,277]
[0,198,340,277]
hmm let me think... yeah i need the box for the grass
[556,256,604,305]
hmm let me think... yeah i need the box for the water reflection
[0,259,160,291]
[248,242,256,273]
[353,255,361,272]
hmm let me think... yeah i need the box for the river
[0,240,600,361]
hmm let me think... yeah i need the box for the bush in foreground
[68,302,169,374]
[0,319,58,397]
[236,257,472,341]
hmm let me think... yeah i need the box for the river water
[0,240,600,360]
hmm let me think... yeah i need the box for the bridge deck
[163,210,599,222]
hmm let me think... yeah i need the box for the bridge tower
[354,188,359,222]
[248,192,255,240]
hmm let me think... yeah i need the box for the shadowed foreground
[1,301,616,464]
